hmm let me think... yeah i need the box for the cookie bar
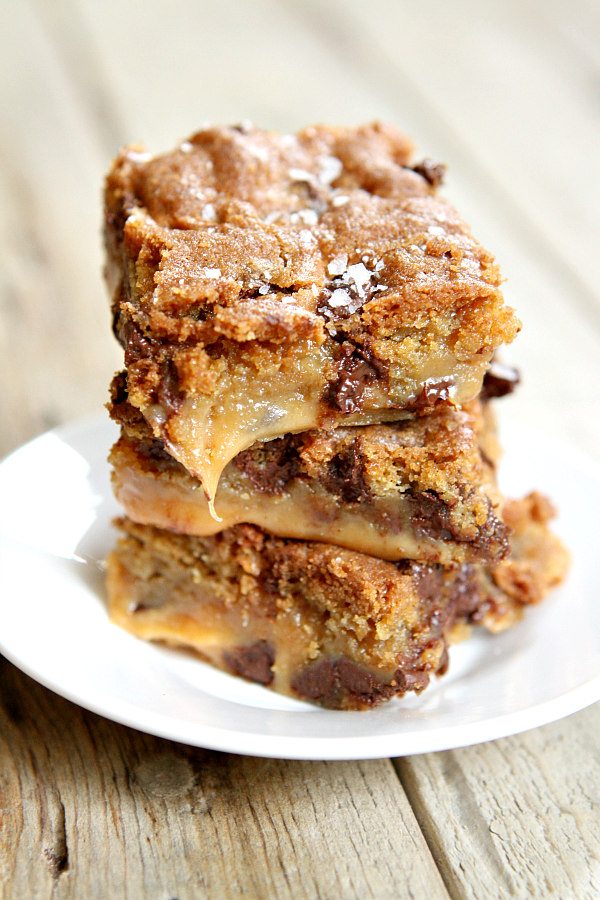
[106,493,568,710]
[105,123,520,507]
[109,373,508,564]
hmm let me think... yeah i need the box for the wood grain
[317,0,600,301]
[396,706,600,899]
[0,657,447,900]
[0,0,119,456]
[1,0,599,896]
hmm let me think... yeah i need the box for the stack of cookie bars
[104,123,568,709]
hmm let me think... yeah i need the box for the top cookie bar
[105,122,520,507]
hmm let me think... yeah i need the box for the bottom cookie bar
[106,493,568,710]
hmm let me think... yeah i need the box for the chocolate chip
[137,437,175,466]
[447,565,485,621]
[408,491,461,542]
[234,437,301,494]
[323,446,371,504]
[223,641,275,686]
[409,492,510,559]
[481,361,520,401]
[292,659,337,702]
[393,669,430,694]
[110,371,129,406]
[326,342,388,415]
[120,319,153,363]
[292,658,395,708]
[412,563,444,604]
[157,359,184,416]
[408,158,446,187]
[408,376,455,414]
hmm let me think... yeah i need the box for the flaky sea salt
[318,155,343,185]
[299,229,315,248]
[203,268,221,279]
[327,254,348,276]
[296,208,319,226]
[289,167,313,183]
[202,203,216,222]
[346,263,372,295]
[328,288,352,308]
[126,149,152,163]
[332,194,350,207]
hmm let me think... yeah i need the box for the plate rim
[1,413,599,760]
[1,636,598,759]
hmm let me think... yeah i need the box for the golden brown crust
[105,124,520,500]
[106,121,518,350]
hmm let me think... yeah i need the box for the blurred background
[1,0,599,457]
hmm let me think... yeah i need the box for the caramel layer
[109,393,508,565]
[112,436,504,564]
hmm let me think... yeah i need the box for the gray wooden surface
[1,1,599,897]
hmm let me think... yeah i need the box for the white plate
[0,415,598,760]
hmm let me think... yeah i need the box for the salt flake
[346,262,372,293]
[289,167,314,183]
[328,288,352,308]
[318,155,343,185]
[332,194,349,207]
[327,254,348,276]
[297,208,318,226]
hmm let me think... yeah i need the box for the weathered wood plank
[0,657,448,900]
[312,0,600,303]
[396,705,600,900]
[0,0,119,456]
[1,2,599,898]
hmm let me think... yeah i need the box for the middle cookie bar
[109,373,508,565]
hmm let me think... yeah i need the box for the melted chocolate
[223,641,275,686]
[326,342,388,415]
[481,361,520,400]
[408,158,446,187]
[234,437,301,495]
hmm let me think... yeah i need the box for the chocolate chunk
[120,319,153,363]
[408,158,446,187]
[481,361,520,401]
[408,491,461,542]
[157,359,185,416]
[137,437,175,466]
[408,376,455,414]
[293,658,337,702]
[323,446,371,504]
[292,657,395,708]
[409,492,510,559]
[234,437,301,494]
[393,669,430,694]
[223,641,275,686]
[447,565,485,621]
[326,342,388,415]
[412,563,444,604]
[110,370,129,406]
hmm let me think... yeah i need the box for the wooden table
[2,1,599,896]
